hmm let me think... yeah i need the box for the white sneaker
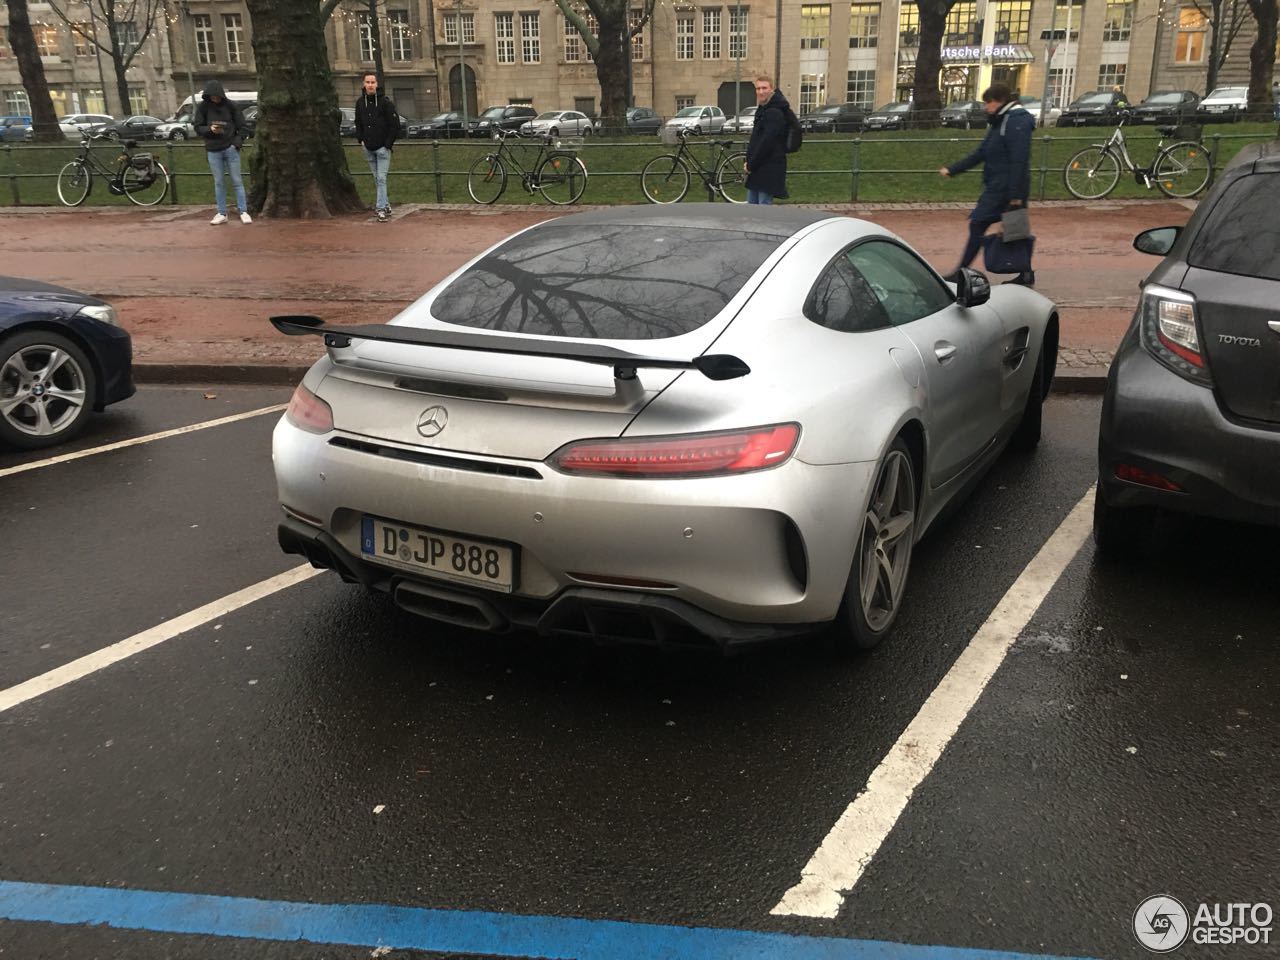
[239,211,253,224]
[209,213,227,225]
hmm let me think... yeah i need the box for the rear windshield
[1188,173,1280,281]
[430,223,782,340]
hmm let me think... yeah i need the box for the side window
[846,240,955,326]
[804,252,891,333]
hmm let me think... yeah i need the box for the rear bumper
[1099,339,1280,527]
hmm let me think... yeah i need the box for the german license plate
[361,517,514,592]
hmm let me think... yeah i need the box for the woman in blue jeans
[193,80,251,224]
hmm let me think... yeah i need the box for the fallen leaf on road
[203,393,218,399]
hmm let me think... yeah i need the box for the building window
[726,6,747,58]
[4,90,31,114]
[128,86,147,114]
[994,1,1031,44]
[676,95,696,110]
[1098,62,1126,88]
[72,24,92,57]
[0,28,6,59]
[444,12,475,44]
[358,13,375,61]
[495,13,515,63]
[1174,7,1206,63]
[848,4,878,48]
[35,24,61,57]
[676,14,694,59]
[945,2,977,43]
[521,12,540,64]
[630,7,645,61]
[81,88,105,112]
[800,4,829,49]
[563,15,582,61]
[111,22,139,57]
[702,8,721,58]
[194,14,215,63]
[898,3,919,46]
[223,14,245,64]
[846,69,875,107]
[388,10,411,60]
[1102,0,1132,41]
[1047,67,1073,110]
[1053,0,1084,36]
[799,72,826,113]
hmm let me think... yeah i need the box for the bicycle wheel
[1154,141,1211,198]
[122,160,169,206]
[1063,147,1120,200]
[640,154,690,203]
[467,154,507,204]
[715,152,749,203]
[536,153,588,205]
[56,161,91,206]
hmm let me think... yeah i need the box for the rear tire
[535,153,587,205]
[467,154,507,204]
[123,159,170,206]
[1154,141,1212,198]
[1092,491,1157,560]
[715,152,749,203]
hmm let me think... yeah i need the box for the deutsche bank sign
[942,44,1020,62]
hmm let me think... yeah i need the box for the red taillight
[1115,463,1182,492]
[550,423,800,478]
[285,383,334,434]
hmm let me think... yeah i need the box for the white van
[158,90,257,140]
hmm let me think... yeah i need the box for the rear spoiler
[269,315,751,381]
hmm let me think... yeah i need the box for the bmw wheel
[0,330,97,450]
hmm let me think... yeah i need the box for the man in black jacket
[744,75,791,205]
[355,73,399,221]
[193,80,251,224]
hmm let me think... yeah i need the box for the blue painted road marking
[0,880,1098,959]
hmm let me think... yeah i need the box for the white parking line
[771,488,1096,919]
[0,564,322,714]
[0,404,287,480]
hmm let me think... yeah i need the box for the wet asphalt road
[0,386,1276,960]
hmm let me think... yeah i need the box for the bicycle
[1063,116,1211,200]
[640,127,748,204]
[56,134,171,207]
[467,130,588,206]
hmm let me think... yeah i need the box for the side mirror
[1134,226,1180,256]
[955,267,991,307]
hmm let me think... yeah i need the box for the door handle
[1269,321,1280,336]
[934,342,958,364]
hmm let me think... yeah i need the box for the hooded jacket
[745,89,791,199]
[193,80,246,153]
[355,87,399,152]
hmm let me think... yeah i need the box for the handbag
[982,233,1035,274]
[1001,207,1032,242]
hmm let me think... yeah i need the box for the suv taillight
[549,424,800,478]
[1138,284,1212,386]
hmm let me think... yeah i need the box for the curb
[135,363,1111,395]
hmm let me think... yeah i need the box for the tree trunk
[594,16,628,129]
[367,0,385,87]
[913,1,951,123]
[1245,0,1278,115]
[5,0,62,141]
[244,0,363,217]
[1206,0,1223,92]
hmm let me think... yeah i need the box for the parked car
[939,100,985,130]
[154,118,196,140]
[519,110,596,138]
[863,102,913,131]
[55,113,114,140]
[409,111,468,139]
[270,205,1055,651]
[470,104,538,138]
[622,106,663,135]
[800,103,867,133]
[0,276,134,450]
[0,116,32,142]
[1018,96,1061,126]
[339,107,357,137]
[96,115,166,141]
[1196,85,1249,122]
[1095,142,1280,554]
[1132,90,1201,125]
[722,105,757,134]
[1056,91,1129,126]
[662,105,727,135]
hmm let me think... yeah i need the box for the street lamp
[733,0,742,119]
[455,0,467,128]
[177,1,197,122]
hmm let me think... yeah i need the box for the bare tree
[45,0,165,117]
[4,0,63,140]
[550,0,657,126]
[1244,0,1277,114]
[912,0,961,122]
[321,0,385,86]
[243,0,362,217]
[1190,0,1250,92]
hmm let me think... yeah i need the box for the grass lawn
[2,122,1275,208]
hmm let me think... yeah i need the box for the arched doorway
[449,64,478,117]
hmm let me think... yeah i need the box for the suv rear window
[1187,173,1280,281]
[431,223,782,340]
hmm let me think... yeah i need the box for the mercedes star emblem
[417,405,449,437]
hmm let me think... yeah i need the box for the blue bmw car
[0,277,134,449]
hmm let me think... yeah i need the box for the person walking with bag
[938,83,1035,285]
[744,75,791,205]
[354,73,399,222]
[194,80,251,225]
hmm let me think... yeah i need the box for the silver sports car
[272,206,1057,650]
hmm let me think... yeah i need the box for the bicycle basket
[659,125,683,146]
[129,154,154,171]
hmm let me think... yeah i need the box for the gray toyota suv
[1095,141,1280,553]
